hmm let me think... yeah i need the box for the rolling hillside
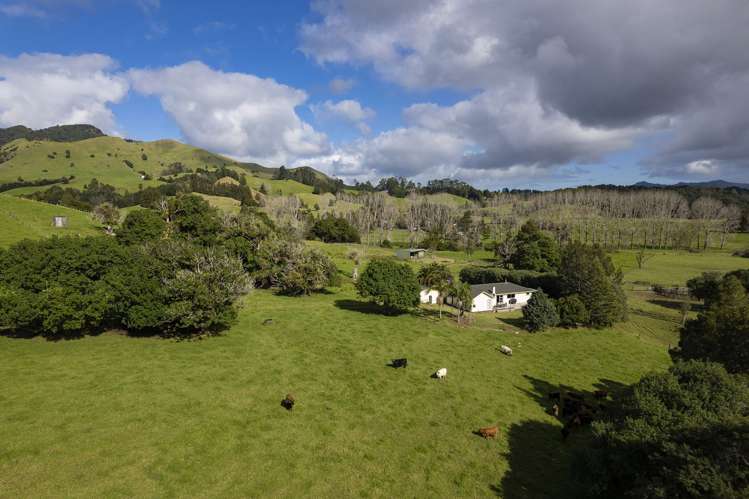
[0,194,100,246]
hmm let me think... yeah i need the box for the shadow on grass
[334,299,407,316]
[647,298,699,312]
[497,316,525,329]
[493,420,578,498]
[494,375,630,498]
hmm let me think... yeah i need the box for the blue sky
[1,0,748,189]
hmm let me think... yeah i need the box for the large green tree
[356,259,420,313]
[575,361,749,499]
[558,243,626,328]
[676,275,749,374]
[509,220,560,272]
[522,290,560,332]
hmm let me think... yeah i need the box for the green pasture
[0,194,100,246]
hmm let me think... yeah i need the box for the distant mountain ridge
[3,123,749,194]
[632,180,749,190]
[0,124,105,147]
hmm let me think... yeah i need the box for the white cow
[435,367,447,379]
[500,345,513,356]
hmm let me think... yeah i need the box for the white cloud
[0,3,46,17]
[300,0,749,182]
[329,78,355,94]
[128,61,329,165]
[685,159,718,175]
[0,53,128,131]
[311,99,375,134]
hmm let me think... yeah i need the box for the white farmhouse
[419,288,441,304]
[446,282,537,312]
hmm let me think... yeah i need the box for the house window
[428,295,433,304]
[508,294,515,298]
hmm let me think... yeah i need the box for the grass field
[0,194,100,246]
[0,283,671,498]
[2,198,748,497]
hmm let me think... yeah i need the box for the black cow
[281,394,295,411]
[548,391,561,401]
[391,358,408,368]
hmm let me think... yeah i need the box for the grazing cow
[567,392,584,401]
[391,358,408,368]
[478,426,498,439]
[435,368,447,380]
[593,390,608,400]
[499,345,513,356]
[262,319,273,325]
[281,394,295,411]
[548,391,561,401]
[547,403,560,417]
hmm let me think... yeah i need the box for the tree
[276,249,338,296]
[92,202,120,234]
[522,290,559,332]
[117,209,166,245]
[687,271,723,306]
[171,194,222,245]
[417,262,452,318]
[308,214,361,243]
[450,281,473,324]
[557,294,589,327]
[356,259,420,313]
[575,361,749,499]
[634,248,654,269]
[509,220,560,272]
[675,275,749,374]
[559,243,626,328]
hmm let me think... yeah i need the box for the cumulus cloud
[300,0,749,181]
[128,61,329,165]
[311,99,374,135]
[685,160,718,175]
[328,77,355,94]
[0,52,128,131]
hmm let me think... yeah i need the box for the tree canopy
[356,259,420,313]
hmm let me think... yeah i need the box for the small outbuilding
[446,282,537,312]
[420,288,440,304]
[52,216,68,228]
[395,248,427,260]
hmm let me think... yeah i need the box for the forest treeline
[0,124,104,147]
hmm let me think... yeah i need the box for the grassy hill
[0,136,244,193]
[0,194,100,246]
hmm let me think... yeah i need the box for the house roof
[469,282,537,299]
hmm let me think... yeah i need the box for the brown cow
[478,426,499,439]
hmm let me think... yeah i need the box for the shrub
[356,259,420,313]
[171,194,223,245]
[557,294,589,327]
[574,361,749,499]
[308,214,360,243]
[117,209,166,245]
[522,290,559,332]
[276,248,338,296]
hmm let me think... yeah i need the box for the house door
[428,295,433,304]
